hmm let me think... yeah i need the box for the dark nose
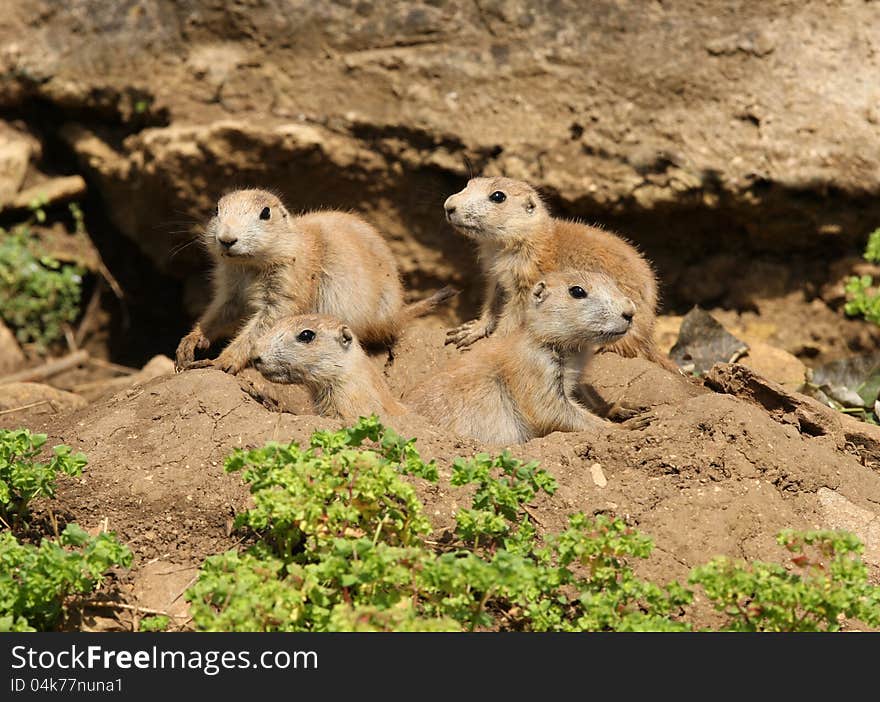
[445,205,456,217]
[621,310,634,323]
[219,238,237,249]
[252,355,262,366]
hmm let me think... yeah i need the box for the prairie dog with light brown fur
[176,189,455,373]
[443,176,674,371]
[251,314,407,421]
[405,271,637,445]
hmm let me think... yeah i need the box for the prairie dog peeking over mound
[176,188,455,373]
[443,176,675,371]
[404,270,637,445]
[252,314,407,421]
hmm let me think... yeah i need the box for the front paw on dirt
[606,401,650,422]
[212,355,249,374]
[445,320,489,349]
[181,359,216,370]
[620,411,656,431]
[175,334,210,372]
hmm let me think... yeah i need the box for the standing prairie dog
[251,314,407,421]
[176,189,455,373]
[404,271,637,445]
[444,176,674,370]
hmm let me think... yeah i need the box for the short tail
[399,286,460,323]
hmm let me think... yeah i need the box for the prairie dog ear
[524,196,537,214]
[339,326,353,348]
[532,281,549,305]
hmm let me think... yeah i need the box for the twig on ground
[49,508,59,540]
[0,400,51,416]
[62,323,78,353]
[79,601,186,619]
[75,280,104,347]
[169,574,200,606]
[87,357,138,375]
[521,504,544,527]
[0,350,90,385]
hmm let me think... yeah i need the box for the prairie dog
[405,271,636,445]
[252,314,407,421]
[176,189,455,373]
[444,176,673,370]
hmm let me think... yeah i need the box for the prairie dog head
[252,315,360,388]
[443,177,550,241]
[527,271,636,349]
[205,189,295,265]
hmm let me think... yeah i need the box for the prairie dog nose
[621,298,636,323]
[252,355,263,367]
[444,196,457,217]
[219,236,238,249]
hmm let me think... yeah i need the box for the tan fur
[444,176,676,371]
[175,189,453,373]
[405,271,636,445]
[252,314,407,421]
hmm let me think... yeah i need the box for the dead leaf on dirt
[669,307,749,374]
[803,351,880,422]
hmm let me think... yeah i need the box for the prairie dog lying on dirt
[176,189,455,373]
[444,176,674,371]
[252,314,407,421]
[405,270,637,445]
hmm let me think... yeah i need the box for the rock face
[0,321,25,374]
[0,122,33,204]
[2,1,880,314]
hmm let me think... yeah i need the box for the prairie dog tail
[398,286,459,323]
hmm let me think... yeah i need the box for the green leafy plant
[0,222,84,348]
[186,418,690,632]
[690,529,880,631]
[845,228,880,325]
[186,419,880,632]
[0,524,132,632]
[0,429,87,525]
[139,615,170,632]
[450,451,556,550]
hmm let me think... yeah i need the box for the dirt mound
[20,318,879,628]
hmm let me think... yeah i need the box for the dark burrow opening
[1,102,188,368]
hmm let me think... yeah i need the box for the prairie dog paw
[175,331,210,372]
[445,319,490,349]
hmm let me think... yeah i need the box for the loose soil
[6,316,880,631]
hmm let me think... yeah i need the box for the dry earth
[3,317,880,630]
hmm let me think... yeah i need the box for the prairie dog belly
[305,212,404,342]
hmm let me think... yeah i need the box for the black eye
[296,329,316,343]
[260,206,271,220]
[489,191,507,203]
[568,286,588,299]
[215,205,220,217]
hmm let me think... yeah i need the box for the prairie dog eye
[215,205,220,217]
[259,206,271,220]
[568,286,588,299]
[296,329,316,343]
[488,191,507,204]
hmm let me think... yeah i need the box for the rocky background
[2,0,880,366]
